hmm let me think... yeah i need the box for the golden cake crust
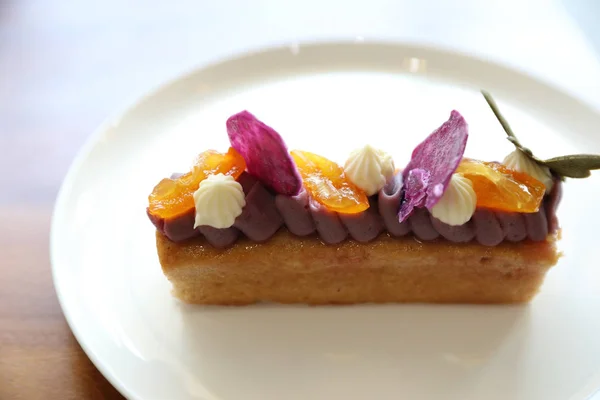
[156,229,561,305]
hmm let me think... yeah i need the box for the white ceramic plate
[51,42,600,400]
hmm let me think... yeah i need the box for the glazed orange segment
[456,158,545,213]
[148,147,246,219]
[290,150,369,214]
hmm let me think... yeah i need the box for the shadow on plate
[176,302,532,399]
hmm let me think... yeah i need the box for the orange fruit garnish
[456,158,545,213]
[148,148,246,219]
[290,150,369,214]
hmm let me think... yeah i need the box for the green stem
[481,90,518,141]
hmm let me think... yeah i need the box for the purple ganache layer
[149,171,562,249]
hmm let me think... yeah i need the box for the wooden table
[0,1,208,398]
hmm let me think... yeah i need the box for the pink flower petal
[398,168,430,221]
[399,110,468,222]
[227,111,302,196]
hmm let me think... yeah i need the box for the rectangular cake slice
[157,230,561,305]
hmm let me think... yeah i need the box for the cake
[147,91,599,305]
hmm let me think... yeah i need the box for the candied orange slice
[456,158,545,213]
[290,150,369,214]
[148,148,246,219]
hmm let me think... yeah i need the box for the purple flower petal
[399,110,469,222]
[398,168,430,222]
[227,111,302,196]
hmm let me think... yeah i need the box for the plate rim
[49,39,600,399]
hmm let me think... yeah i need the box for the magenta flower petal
[399,110,469,222]
[227,111,302,196]
[398,168,430,222]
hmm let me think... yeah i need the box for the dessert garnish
[400,168,430,220]
[398,110,469,222]
[503,149,554,193]
[455,159,546,213]
[430,173,476,226]
[192,173,245,229]
[147,148,246,221]
[147,90,600,249]
[343,145,395,196]
[290,150,369,214]
[481,90,600,180]
[226,111,302,196]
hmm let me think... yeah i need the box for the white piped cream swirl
[193,174,246,229]
[431,173,477,226]
[344,145,395,196]
[503,149,553,193]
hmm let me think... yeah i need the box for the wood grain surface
[0,1,210,398]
